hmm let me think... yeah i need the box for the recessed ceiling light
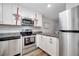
[47,4,51,8]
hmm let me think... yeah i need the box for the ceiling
[20,3,66,20]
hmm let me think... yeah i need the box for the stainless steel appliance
[22,17,34,26]
[24,36,35,46]
[22,35,36,48]
[20,29,36,55]
[59,6,79,56]
[0,33,21,56]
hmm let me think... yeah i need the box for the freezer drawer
[59,32,79,56]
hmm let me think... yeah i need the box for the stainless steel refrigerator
[59,6,79,56]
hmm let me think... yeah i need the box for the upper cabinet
[0,3,42,26]
[20,5,42,27]
[2,3,21,25]
[20,7,35,19]
[0,3,2,24]
[34,13,42,27]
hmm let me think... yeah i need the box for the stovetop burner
[20,32,32,36]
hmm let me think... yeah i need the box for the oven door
[22,36,35,49]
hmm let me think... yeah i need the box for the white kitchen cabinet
[0,41,9,56]
[18,5,42,27]
[0,3,2,24]
[39,36,44,50]
[36,34,45,50]
[20,6,35,19]
[41,35,49,52]
[36,13,42,27]
[3,3,21,25]
[36,34,41,47]
[46,37,59,56]
[34,13,42,27]
[36,34,59,56]
[0,39,21,56]
[16,5,22,25]
[8,39,21,56]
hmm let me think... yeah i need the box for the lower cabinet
[46,37,59,56]
[36,34,40,47]
[36,34,59,56]
[40,36,48,52]
[8,39,21,56]
[0,41,9,56]
[0,39,21,56]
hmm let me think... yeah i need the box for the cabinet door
[43,36,51,53]
[47,37,59,56]
[36,34,42,47]
[0,3,2,24]
[46,37,55,55]
[15,4,22,25]
[34,13,42,27]
[40,35,48,52]
[8,39,21,56]
[0,41,9,56]
[3,3,15,25]
[37,13,42,27]
[21,6,34,18]
[37,35,43,49]
[3,3,21,25]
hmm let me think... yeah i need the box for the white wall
[66,3,79,9]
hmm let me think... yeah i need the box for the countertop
[37,33,59,38]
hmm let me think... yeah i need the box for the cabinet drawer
[0,41,9,56]
[8,39,21,56]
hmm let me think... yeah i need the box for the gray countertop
[37,33,59,38]
[0,33,20,38]
[32,31,59,38]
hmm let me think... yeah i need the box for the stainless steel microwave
[21,18,34,26]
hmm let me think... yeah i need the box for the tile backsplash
[0,25,21,33]
[42,16,59,37]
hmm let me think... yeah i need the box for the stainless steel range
[20,29,36,55]
[23,35,35,46]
